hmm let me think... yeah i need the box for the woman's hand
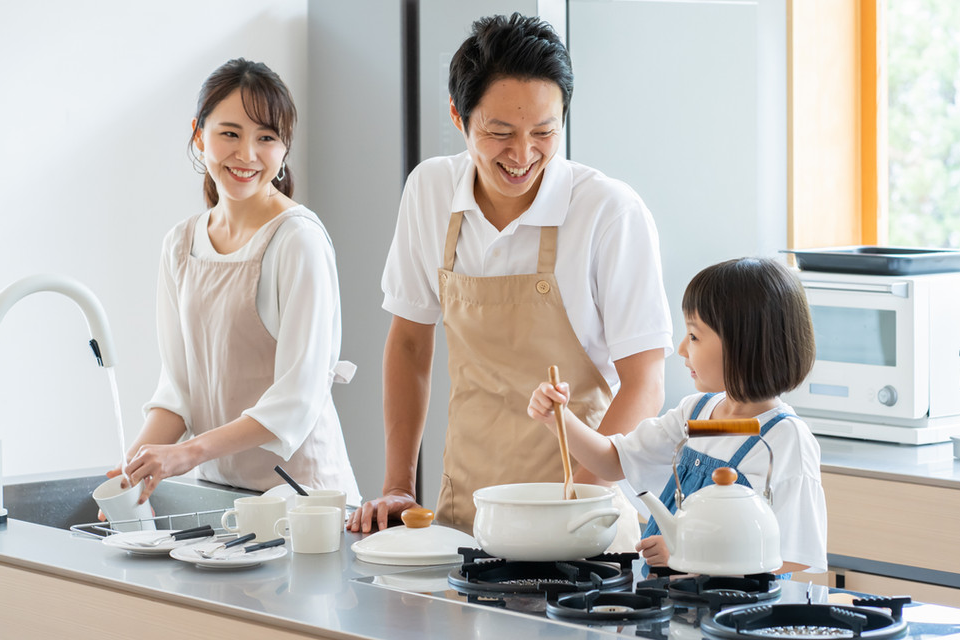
[527,380,571,428]
[124,442,198,504]
[637,534,670,567]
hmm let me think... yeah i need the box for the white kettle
[636,418,782,575]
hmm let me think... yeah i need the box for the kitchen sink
[3,473,256,532]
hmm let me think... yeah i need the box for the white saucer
[171,541,287,569]
[101,529,215,556]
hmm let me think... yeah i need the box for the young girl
[528,257,828,574]
[108,59,360,507]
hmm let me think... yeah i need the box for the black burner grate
[448,547,637,594]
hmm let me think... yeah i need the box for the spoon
[274,465,309,497]
[548,365,577,500]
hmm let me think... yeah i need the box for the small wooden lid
[400,507,435,528]
[712,467,738,486]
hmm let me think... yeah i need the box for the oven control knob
[877,385,898,406]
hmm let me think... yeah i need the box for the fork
[131,524,215,547]
[195,532,256,559]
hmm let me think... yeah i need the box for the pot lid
[351,508,476,566]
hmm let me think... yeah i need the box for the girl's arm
[528,381,626,481]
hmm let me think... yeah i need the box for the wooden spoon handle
[686,418,761,437]
[549,366,577,500]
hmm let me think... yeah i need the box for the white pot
[473,483,620,561]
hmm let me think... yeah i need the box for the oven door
[783,274,928,421]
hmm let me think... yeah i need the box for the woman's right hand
[346,492,419,533]
[527,380,571,427]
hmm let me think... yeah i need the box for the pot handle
[567,507,620,533]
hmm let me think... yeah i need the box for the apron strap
[537,226,559,274]
[727,412,793,468]
[181,214,202,263]
[443,211,465,272]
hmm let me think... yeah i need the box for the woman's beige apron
[436,211,639,550]
[175,209,326,491]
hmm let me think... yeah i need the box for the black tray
[781,246,960,275]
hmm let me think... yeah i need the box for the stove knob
[877,385,898,407]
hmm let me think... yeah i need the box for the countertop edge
[0,550,371,640]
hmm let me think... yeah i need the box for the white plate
[170,541,287,569]
[101,529,216,556]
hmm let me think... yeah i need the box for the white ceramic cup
[294,489,347,524]
[92,476,155,532]
[221,496,287,542]
[274,505,341,554]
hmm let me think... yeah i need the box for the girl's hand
[637,535,670,567]
[527,380,571,427]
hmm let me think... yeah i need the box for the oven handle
[802,280,908,297]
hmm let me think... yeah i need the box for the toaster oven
[782,270,960,444]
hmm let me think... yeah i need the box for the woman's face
[677,312,725,394]
[195,89,287,206]
[452,77,563,218]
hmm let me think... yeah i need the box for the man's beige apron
[436,211,639,550]
[175,209,326,491]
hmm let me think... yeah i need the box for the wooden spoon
[548,365,577,500]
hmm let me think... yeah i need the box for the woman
[110,58,360,506]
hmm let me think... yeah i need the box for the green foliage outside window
[888,0,960,247]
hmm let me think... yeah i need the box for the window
[887,0,960,248]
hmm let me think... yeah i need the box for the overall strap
[442,211,465,271]
[692,392,718,419]
[727,412,794,468]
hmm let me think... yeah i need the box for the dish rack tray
[70,507,231,539]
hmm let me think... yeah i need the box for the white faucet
[0,274,120,524]
[0,273,119,368]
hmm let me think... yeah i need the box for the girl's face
[195,89,287,206]
[677,312,724,393]
[451,77,563,218]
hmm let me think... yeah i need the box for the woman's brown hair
[682,258,816,403]
[188,58,297,208]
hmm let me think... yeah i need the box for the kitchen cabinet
[820,470,960,607]
[0,563,332,640]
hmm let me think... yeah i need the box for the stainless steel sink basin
[3,473,256,532]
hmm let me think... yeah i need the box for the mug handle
[221,509,240,533]
[274,517,291,539]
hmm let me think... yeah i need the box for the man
[348,13,672,545]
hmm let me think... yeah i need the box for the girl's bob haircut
[682,257,816,403]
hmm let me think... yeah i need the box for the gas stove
[353,549,960,639]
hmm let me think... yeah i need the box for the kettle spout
[637,490,677,553]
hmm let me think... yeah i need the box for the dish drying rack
[70,507,232,540]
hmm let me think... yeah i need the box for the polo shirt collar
[451,154,573,228]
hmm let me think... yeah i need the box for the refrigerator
[306,0,787,508]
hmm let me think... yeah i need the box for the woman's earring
[199,152,205,162]
[276,162,286,182]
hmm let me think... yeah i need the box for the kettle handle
[686,418,760,437]
[567,507,620,533]
[670,432,776,508]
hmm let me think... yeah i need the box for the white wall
[0,1,308,477]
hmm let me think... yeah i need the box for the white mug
[92,476,155,532]
[294,489,347,524]
[221,496,287,542]
[274,505,341,554]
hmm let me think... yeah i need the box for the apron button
[536,280,551,294]
[440,273,448,282]
[694,459,701,467]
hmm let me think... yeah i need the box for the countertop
[816,435,960,489]
[1,437,958,639]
